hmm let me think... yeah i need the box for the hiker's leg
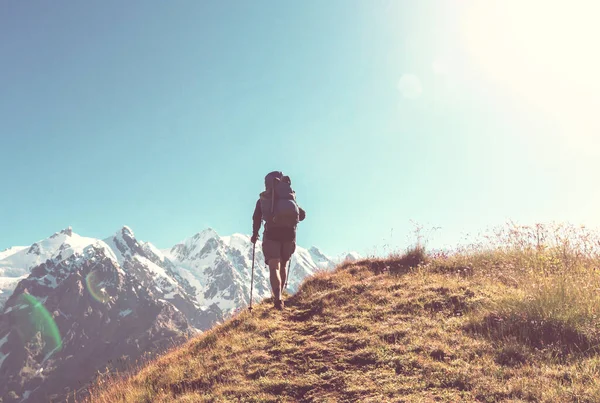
[280,241,296,294]
[262,238,283,301]
[268,258,282,301]
[279,259,288,295]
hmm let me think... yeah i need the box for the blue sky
[1,1,599,257]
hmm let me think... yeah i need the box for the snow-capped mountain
[0,228,113,308]
[0,244,197,403]
[0,227,222,402]
[102,226,222,330]
[339,251,362,262]
[0,227,349,316]
[163,229,338,313]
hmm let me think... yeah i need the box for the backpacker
[259,171,300,228]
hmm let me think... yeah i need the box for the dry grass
[85,223,600,402]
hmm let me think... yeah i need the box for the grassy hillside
[86,224,600,402]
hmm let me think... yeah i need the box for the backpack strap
[271,176,275,213]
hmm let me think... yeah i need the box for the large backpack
[260,171,300,228]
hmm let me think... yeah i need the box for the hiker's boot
[274,299,285,310]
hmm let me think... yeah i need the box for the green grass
[84,224,600,402]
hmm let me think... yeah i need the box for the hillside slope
[88,238,600,402]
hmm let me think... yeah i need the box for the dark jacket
[252,200,306,242]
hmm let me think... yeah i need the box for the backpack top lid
[264,171,284,190]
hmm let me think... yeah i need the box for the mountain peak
[50,227,74,239]
[344,252,361,261]
[60,226,73,237]
[120,225,135,238]
[193,228,218,240]
[103,226,141,264]
[111,225,137,246]
[308,246,331,260]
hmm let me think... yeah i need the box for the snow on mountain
[165,230,336,314]
[0,227,117,277]
[103,227,176,286]
[347,251,362,260]
[0,228,118,308]
[1,226,338,317]
[102,227,222,330]
[163,230,249,313]
[0,276,27,304]
[221,233,253,252]
[337,251,362,263]
[307,246,336,269]
[0,227,222,327]
[0,246,27,261]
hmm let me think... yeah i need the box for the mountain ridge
[0,226,358,312]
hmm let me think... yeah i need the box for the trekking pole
[249,243,256,312]
[284,259,292,290]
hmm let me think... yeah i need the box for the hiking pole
[283,259,292,291]
[249,243,256,312]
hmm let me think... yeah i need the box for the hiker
[251,171,306,310]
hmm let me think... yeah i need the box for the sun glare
[461,2,600,151]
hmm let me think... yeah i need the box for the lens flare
[13,294,62,358]
[85,269,116,303]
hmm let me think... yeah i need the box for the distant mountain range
[0,226,358,402]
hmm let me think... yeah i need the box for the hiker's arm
[252,200,262,239]
[299,207,306,222]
